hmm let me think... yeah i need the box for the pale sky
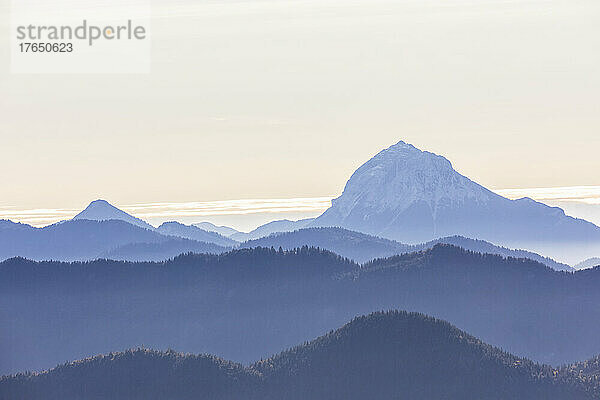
[0,0,599,229]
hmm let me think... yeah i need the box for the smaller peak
[74,199,154,230]
[158,221,185,228]
[81,199,119,212]
[87,199,114,207]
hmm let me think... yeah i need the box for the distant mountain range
[310,141,600,264]
[157,221,237,247]
[193,219,317,242]
[0,219,166,262]
[6,138,600,266]
[0,218,229,262]
[242,227,573,270]
[229,218,314,242]
[193,221,241,237]
[75,199,237,247]
[4,140,600,399]
[99,238,227,262]
[1,311,594,400]
[3,139,600,267]
[0,201,237,262]
[191,141,600,264]
[574,257,600,270]
[4,244,600,375]
[2,199,572,270]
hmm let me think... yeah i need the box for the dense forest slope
[1,311,594,400]
[0,350,254,400]
[99,238,227,261]
[242,227,572,270]
[2,245,600,375]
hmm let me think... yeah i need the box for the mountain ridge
[1,311,594,400]
[575,257,600,270]
[0,219,230,262]
[242,227,573,270]
[4,244,600,374]
[193,221,241,238]
[311,140,600,264]
[230,218,314,242]
[157,221,237,247]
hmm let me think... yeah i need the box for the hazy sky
[1,0,599,229]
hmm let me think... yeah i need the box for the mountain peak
[312,140,600,259]
[344,140,488,204]
[387,139,426,153]
[83,199,125,215]
[88,199,111,207]
[313,140,498,241]
[73,199,154,230]
[372,140,455,171]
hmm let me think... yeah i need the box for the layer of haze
[1,0,599,216]
[2,186,600,232]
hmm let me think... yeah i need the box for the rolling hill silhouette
[0,311,594,400]
[3,245,600,375]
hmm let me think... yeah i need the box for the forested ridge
[2,311,597,400]
[241,227,572,270]
[3,244,600,376]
